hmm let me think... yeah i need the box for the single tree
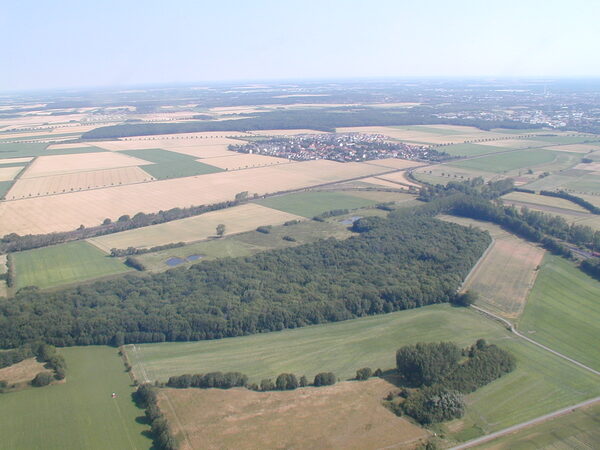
[216,224,226,237]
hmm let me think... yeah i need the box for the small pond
[165,254,204,267]
[339,216,362,225]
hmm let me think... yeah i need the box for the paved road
[451,395,600,449]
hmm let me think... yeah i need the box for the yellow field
[363,158,424,170]
[502,191,589,213]
[0,166,23,181]
[90,134,247,152]
[158,380,428,450]
[375,171,421,188]
[359,176,410,189]
[197,153,289,170]
[0,160,388,235]
[88,203,303,251]
[6,166,153,199]
[21,152,150,178]
[441,215,545,319]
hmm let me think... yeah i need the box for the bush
[356,367,373,380]
[313,372,336,386]
[256,226,272,234]
[31,372,53,387]
[452,290,478,307]
[402,386,465,424]
[275,373,298,390]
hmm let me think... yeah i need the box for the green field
[141,160,223,179]
[119,148,198,164]
[526,135,600,145]
[472,402,600,449]
[518,254,600,371]
[255,191,378,217]
[0,143,107,158]
[0,180,14,198]
[125,304,600,442]
[391,125,465,135]
[440,143,511,157]
[449,149,566,173]
[0,346,151,450]
[13,241,132,290]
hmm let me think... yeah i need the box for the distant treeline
[81,108,541,139]
[540,190,600,214]
[0,210,490,348]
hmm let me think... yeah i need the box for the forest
[81,107,540,139]
[0,212,490,348]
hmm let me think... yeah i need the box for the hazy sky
[2,0,599,91]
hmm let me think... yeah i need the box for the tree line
[539,190,600,215]
[134,384,178,450]
[0,212,490,348]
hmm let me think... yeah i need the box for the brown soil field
[196,153,290,170]
[7,166,153,199]
[21,152,151,178]
[440,215,545,319]
[0,157,33,164]
[363,158,424,170]
[88,204,303,252]
[0,160,388,235]
[0,166,23,181]
[158,379,428,450]
[0,359,47,385]
[375,172,422,188]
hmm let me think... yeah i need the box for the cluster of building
[229,133,447,162]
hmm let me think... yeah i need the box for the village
[228,133,449,162]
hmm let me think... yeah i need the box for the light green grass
[440,143,510,157]
[0,143,106,158]
[471,402,600,449]
[126,304,600,442]
[518,254,600,371]
[0,346,151,450]
[125,305,509,383]
[526,135,600,145]
[522,174,574,191]
[13,241,131,290]
[449,149,565,173]
[255,191,378,217]
[141,161,223,180]
[136,219,353,271]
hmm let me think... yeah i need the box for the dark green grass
[13,241,132,290]
[0,161,27,168]
[449,149,566,173]
[125,304,600,441]
[141,161,223,180]
[518,254,600,371]
[120,148,198,164]
[0,346,151,450]
[440,143,510,157]
[0,132,82,143]
[255,191,378,217]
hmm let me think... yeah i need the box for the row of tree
[134,384,178,450]
[0,212,490,348]
[539,190,600,214]
[109,242,185,257]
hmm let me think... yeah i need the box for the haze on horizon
[2,0,600,92]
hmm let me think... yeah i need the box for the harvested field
[88,204,303,252]
[196,153,289,170]
[6,166,153,199]
[21,152,149,178]
[574,161,600,172]
[440,215,545,319]
[543,143,600,153]
[0,160,387,235]
[476,139,549,149]
[337,126,510,145]
[359,176,410,189]
[0,157,32,164]
[159,380,428,450]
[374,172,421,188]
[165,144,238,158]
[0,166,23,181]
[362,157,423,170]
[91,133,249,151]
[502,191,589,212]
[0,358,47,385]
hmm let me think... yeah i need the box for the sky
[1,0,600,91]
